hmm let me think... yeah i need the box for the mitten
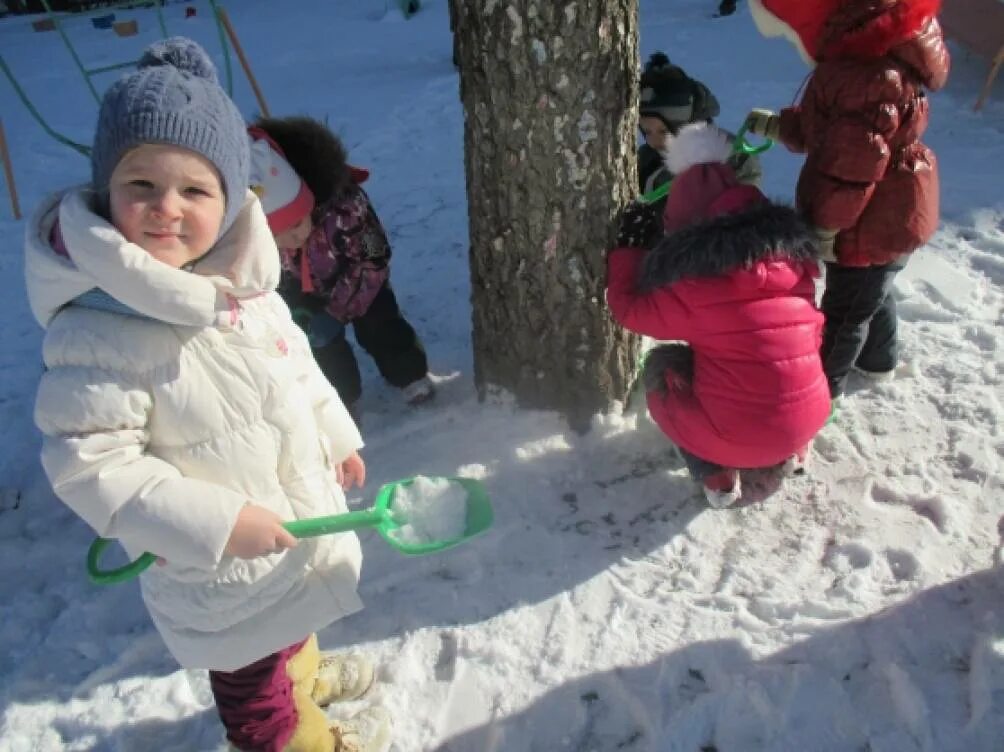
[814,227,838,263]
[745,108,780,141]
[284,288,328,332]
[616,199,662,249]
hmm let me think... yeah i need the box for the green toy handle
[639,181,671,205]
[732,122,774,156]
[86,507,390,586]
[638,121,773,205]
[283,508,386,538]
[87,539,158,585]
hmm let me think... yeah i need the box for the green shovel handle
[639,180,671,205]
[638,122,773,205]
[86,507,389,586]
[732,122,774,156]
[282,508,386,538]
[86,539,158,585]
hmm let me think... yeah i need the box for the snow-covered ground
[1,1,1002,750]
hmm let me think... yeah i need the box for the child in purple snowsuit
[250,117,434,422]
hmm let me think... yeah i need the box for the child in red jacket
[249,117,434,423]
[744,0,949,398]
[607,123,831,507]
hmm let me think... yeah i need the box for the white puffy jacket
[26,187,364,671]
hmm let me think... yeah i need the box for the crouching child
[607,123,831,507]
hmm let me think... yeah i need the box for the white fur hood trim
[663,122,733,176]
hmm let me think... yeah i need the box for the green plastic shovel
[86,476,493,586]
[638,121,774,205]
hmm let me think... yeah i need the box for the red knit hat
[661,123,766,233]
[748,0,842,63]
[247,126,315,234]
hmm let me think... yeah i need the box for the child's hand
[336,450,366,490]
[225,505,298,559]
[813,227,838,263]
[616,200,661,249]
[745,108,780,141]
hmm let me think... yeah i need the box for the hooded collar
[25,187,281,329]
[750,0,945,84]
[639,203,818,291]
[819,0,948,89]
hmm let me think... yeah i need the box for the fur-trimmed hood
[751,0,945,81]
[639,202,818,291]
[252,116,354,205]
[820,0,941,59]
[819,0,948,90]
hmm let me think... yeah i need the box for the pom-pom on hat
[661,123,766,232]
[90,37,250,237]
[247,127,316,235]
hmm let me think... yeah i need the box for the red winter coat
[777,0,950,267]
[607,203,831,469]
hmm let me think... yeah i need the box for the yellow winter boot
[329,707,392,752]
[286,634,376,707]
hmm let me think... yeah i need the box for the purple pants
[209,637,309,752]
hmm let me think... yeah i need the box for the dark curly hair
[251,115,352,205]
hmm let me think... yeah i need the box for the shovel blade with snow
[86,476,493,585]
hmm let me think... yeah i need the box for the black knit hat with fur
[251,115,352,206]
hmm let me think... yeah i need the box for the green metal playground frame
[0,0,234,157]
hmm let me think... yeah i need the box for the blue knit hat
[91,37,249,237]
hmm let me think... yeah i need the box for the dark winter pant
[209,638,308,752]
[677,447,725,482]
[313,283,428,407]
[820,260,906,398]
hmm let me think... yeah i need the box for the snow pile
[389,476,468,546]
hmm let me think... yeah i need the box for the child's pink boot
[779,443,812,477]
[703,468,741,508]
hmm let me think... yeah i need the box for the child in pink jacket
[607,124,830,507]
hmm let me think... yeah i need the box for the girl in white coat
[25,38,390,752]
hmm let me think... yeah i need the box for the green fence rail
[4,0,234,158]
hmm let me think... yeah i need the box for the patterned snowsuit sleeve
[317,187,392,322]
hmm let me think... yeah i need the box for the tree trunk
[454,0,639,431]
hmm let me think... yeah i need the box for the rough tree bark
[453,0,640,431]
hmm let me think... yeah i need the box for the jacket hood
[25,187,281,328]
[252,116,354,205]
[639,202,818,290]
[888,15,950,90]
[820,0,938,56]
[751,0,946,83]
[820,0,949,88]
